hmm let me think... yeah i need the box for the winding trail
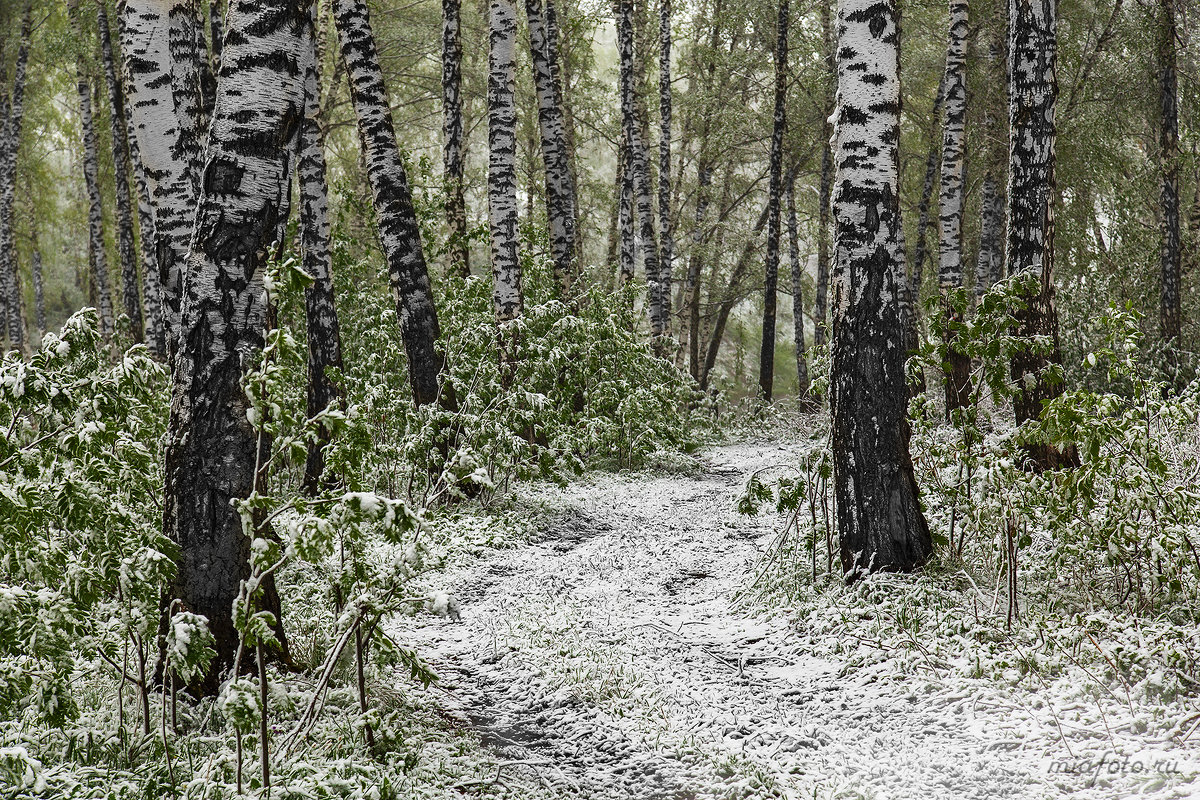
[394,443,1200,799]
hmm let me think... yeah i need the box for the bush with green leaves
[0,310,170,730]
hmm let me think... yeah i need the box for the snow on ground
[392,442,1200,799]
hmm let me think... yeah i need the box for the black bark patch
[205,157,245,195]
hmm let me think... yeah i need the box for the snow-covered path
[395,442,1200,799]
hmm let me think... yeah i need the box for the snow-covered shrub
[0,310,170,727]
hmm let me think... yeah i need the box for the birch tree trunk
[812,0,834,356]
[786,174,810,404]
[976,174,999,296]
[488,0,523,335]
[0,0,32,352]
[443,0,470,276]
[617,0,661,332]
[1007,0,1075,470]
[164,0,310,691]
[31,238,44,337]
[657,0,673,322]
[119,0,205,341]
[125,103,168,356]
[911,74,947,306]
[300,11,344,496]
[334,0,446,407]
[1159,0,1181,352]
[759,0,788,403]
[73,2,117,339]
[937,0,972,416]
[617,138,635,283]
[99,1,145,343]
[525,0,577,295]
[831,0,931,577]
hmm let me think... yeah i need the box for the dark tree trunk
[759,0,788,403]
[443,0,470,275]
[686,164,711,380]
[937,0,972,416]
[700,202,769,390]
[73,1,116,340]
[164,0,310,693]
[1006,0,1075,470]
[334,0,446,407]
[300,9,344,496]
[98,1,145,343]
[658,0,673,327]
[1160,0,1181,350]
[831,0,931,578]
[812,0,833,356]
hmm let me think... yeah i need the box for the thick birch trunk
[300,18,344,496]
[0,0,32,352]
[99,1,145,343]
[831,0,931,577]
[759,0,788,403]
[164,0,310,691]
[937,0,972,415]
[443,0,470,275]
[333,0,446,407]
[1007,0,1075,470]
[525,0,577,295]
[487,0,523,329]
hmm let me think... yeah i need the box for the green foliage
[0,310,169,727]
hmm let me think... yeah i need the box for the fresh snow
[392,442,1200,799]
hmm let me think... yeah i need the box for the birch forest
[6,0,1200,796]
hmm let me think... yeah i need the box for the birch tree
[525,0,577,295]
[164,0,310,689]
[759,0,788,403]
[1159,0,1180,352]
[300,9,344,496]
[831,0,931,576]
[488,0,523,335]
[98,1,145,343]
[658,0,673,318]
[812,0,834,355]
[937,0,971,415]
[119,0,204,340]
[1007,0,1075,470]
[334,0,447,407]
[0,0,32,352]
[73,0,116,339]
[443,0,470,275]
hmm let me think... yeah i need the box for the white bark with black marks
[119,0,204,341]
[165,0,310,690]
[0,0,33,352]
[443,0,470,275]
[831,0,931,576]
[657,0,673,323]
[99,1,145,343]
[334,0,446,406]
[525,0,576,295]
[299,9,344,495]
[786,175,810,402]
[937,0,971,414]
[488,0,522,324]
[1159,0,1180,346]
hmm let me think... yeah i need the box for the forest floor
[393,439,1200,800]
